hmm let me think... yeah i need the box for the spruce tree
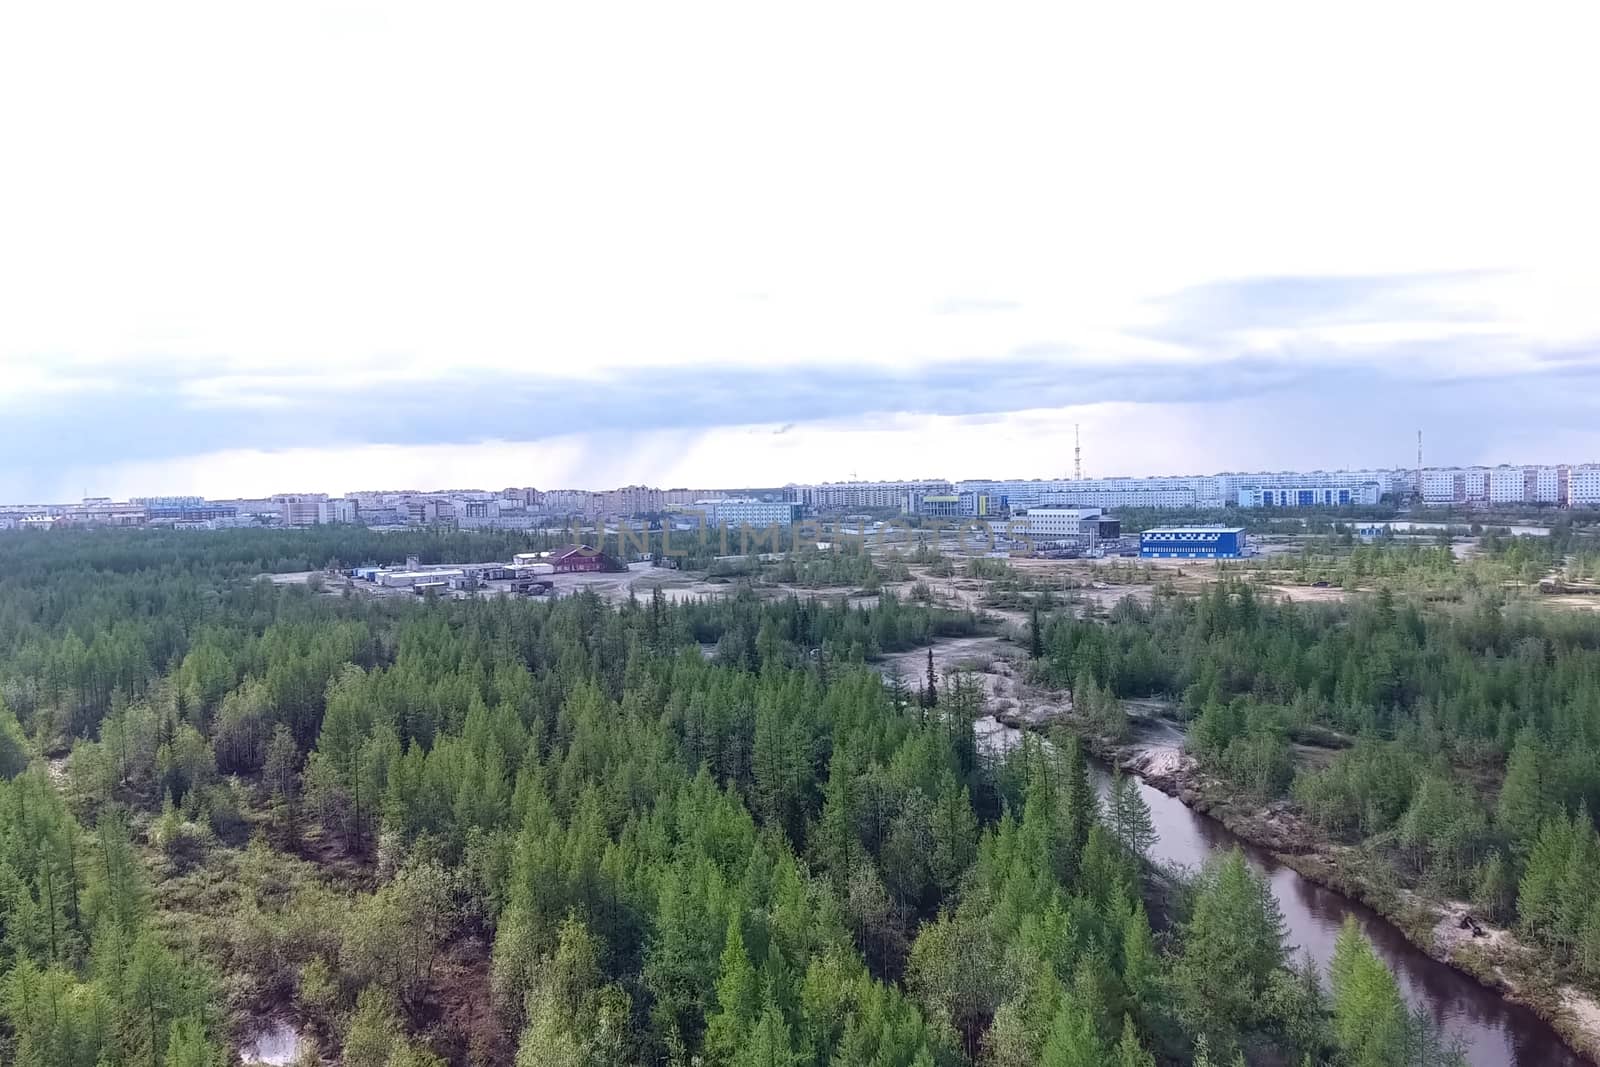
[1108,772,1156,858]
[1062,737,1096,869]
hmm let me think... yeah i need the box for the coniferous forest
[1042,567,1600,969]
[6,527,1578,1066]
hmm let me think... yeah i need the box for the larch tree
[1174,850,1286,1046]
[1329,917,1411,1067]
[705,916,759,1065]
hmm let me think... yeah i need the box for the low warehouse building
[548,544,624,573]
[379,568,465,588]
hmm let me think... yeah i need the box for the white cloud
[1,2,1597,493]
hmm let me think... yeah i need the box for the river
[986,715,1586,1066]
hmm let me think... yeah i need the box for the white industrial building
[905,491,966,518]
[1014,507,1102,541]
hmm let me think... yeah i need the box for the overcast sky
[2,2,1597,501]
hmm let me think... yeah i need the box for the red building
[548,544,623,573]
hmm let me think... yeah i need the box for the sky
[1,2,1597,502]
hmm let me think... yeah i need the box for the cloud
[0,351,1347,473]
[3,260,1597,503]
[1147,272,1501,339]
[934,298,1023,316]
[40,372,1600,505]
[2,327,1598,502]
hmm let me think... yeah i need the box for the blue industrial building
[1139,526,1247,559]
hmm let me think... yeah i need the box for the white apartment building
[1481,465,1565,505]
[271,493,329,526]
[796,480,952,510]
[1571,465,1600,506]
[597,485,662,516]
[1213,470,1400,497]
[959,478,1195,510]
[697,498,803,527]
[1489,466,1525,503]
[1047,485,1201,509]
[1237,483,1382,508]
[452,497,502,528]
[954,470,1404,511]
[404,498,455,525]
[541,490,601,517]
[1537,466,1563,504]
[316,498,358,524]
[1421,465,1578,506]
[1421,469,1457,504]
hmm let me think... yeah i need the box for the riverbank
[1031,706,1600,1064]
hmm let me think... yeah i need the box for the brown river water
[1096,717,1589,1066]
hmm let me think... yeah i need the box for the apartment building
[1422,465,1579,506]
[270,493,329,527]
[796,480,953,510]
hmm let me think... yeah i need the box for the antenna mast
[1416,429,1424,498]
[1074,424,1082,481]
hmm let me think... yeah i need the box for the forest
[1041,535,1600,995]
[0,528,1489,1065]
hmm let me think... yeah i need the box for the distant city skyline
[6,455,1600,511]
